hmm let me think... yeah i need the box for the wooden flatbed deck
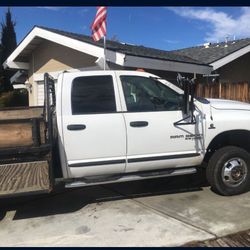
[0,161,51,196]
[0,106,52,197]
[183,229,250,247]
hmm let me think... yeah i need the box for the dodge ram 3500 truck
[1,70,250,198]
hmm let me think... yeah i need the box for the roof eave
[4,26,127,70]
[4,26,212,75]
[210,44,250,70]
[124,54,212,75]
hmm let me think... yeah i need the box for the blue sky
[0,7,249,50]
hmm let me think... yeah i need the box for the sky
[0,7,249,51]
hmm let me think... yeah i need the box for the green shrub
[0,92,13,108]
[0,89,28,108]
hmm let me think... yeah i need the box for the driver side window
[120,75,183,112]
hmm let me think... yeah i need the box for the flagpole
[91,7,107,70]
[103,35,106,71]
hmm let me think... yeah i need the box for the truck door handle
[67,124,86,130]
[130,121,148,127]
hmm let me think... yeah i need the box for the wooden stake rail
[0,107,45,149]
[0,74,56,198]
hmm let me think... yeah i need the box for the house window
[71,75,116,115]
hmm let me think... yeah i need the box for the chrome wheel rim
[221,158,248,187]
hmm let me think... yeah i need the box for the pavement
[1,171,250,247]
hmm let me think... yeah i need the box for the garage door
[37,81,57,106]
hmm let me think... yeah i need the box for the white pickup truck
[0,70,250,198]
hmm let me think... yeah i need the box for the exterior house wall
[24,40,208,106]
[217,52,250,83]
[27,40,98,106]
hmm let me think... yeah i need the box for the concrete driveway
[1,171,250,247]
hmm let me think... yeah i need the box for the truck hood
[208,98,250,111]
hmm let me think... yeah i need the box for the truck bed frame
[0,73,56,198]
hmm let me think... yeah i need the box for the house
[3,26,212,106]
[174,38,250,83]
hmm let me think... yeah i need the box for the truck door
[116,72,204,173]
[60,72,126,178]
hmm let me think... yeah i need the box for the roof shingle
[37,26,208,66]
[173,38,250,64]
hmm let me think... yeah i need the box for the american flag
[91,6,107,42]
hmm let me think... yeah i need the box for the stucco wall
[27,40,98,105]
[33,40,97,73]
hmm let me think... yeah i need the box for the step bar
[65,167,197,189]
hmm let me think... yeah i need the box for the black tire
[206,146,250,196]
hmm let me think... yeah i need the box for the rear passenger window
[71,75,116,115]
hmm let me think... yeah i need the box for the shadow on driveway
[0,169,209,221]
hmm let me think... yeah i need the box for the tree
[0,8,17,91]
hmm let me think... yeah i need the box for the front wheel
[206,146,250,196]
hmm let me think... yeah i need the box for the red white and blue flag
[91,6,107,41]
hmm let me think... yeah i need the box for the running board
[65,167,197,189]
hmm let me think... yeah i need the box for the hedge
[0,89,29,108]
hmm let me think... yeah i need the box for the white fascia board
[4,61,29,70]
[4,28,36,68]
[35,27,126,65]
[10,70,23,83]
[124,55,212,75]
[4,26,126,69]
[13,84,27,89]
[211,44,250,70]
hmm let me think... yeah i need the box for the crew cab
[1,70,250,198]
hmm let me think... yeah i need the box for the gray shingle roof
[37,26,208,66]
[173,38,250,64]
